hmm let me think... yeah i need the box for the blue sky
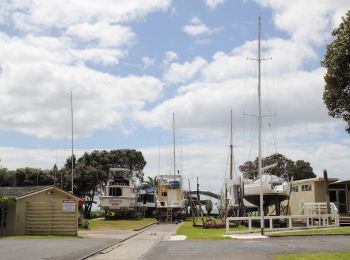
[0,0,350,191]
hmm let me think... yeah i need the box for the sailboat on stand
[219,110,246,219]
[155,113,186,222]
[242,17,290,234]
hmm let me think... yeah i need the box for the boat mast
[229,109,233,181]
[257,17,264,235]
[70,89,74,194]
[173,112,176,175]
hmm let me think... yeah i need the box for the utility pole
[173,112,176,176]
[70,89,74,194]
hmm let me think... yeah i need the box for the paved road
[0,238,117,260]
[142,235,350,260]
[89,223,180,260]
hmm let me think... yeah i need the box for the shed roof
[0,186,52,199]
[0,186,82,201]
[292,177,339,184]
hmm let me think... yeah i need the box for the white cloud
[0,0,172,139]
[204,0,225,10]
[163,56,208,84]
[183,17,221,37]
[164,51,178,62]
[254,0,350,45]
[0,33,163,138]
[66,22,135,48]
[6,0,171,30]
[142,56,155,69]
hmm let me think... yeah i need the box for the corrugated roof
[0,186,52,198]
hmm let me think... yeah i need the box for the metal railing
[226,214,340,234]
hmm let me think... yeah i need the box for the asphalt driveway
[0,237,117,260]
[142,235,350,260]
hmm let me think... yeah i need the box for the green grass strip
[268,227,350,237]
[273,251,350,260]
[88,217,156,231]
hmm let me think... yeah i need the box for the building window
[161,192,167,197]
[301,184,312,191]
[109,187,122,196]
[292,186,299,192]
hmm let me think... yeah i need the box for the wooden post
[323,169,332,223]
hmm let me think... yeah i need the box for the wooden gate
[25,201,77,236]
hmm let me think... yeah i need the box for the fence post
[226,218,229,234]
[248,218,252,230]
[288,217,292,229]
[269,218,273,230]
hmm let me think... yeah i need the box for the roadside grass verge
[267,227,350,237]
[272,251,350,260]
[176,219,254,240]
[0,235,82,239]
[88,217,156,231]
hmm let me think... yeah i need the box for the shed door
[25,201,77,236]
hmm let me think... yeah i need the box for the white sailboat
[155,113,186,222]
[242,18,290,233]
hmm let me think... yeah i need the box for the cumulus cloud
[0,0,170,139]
[183,17,221,37]
[254,0,350,45]
[164,51,178,62]
[142,56,156,69]
[66,22,135,48]
[204,0,225,10]
[4,0,171,30]
[163,56,208,84]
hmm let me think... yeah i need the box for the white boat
[155,174,186,221]
[244,174,290,207]
[242,18,291,223]
[155,113,186,222]
[100,168,137,216]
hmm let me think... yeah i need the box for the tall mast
[70,89,74,194]
[229,109,233,180]
[173,112,176,175]
[257,17,264,235]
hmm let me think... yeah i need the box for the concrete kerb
[133,221,158,231]
[79,222,158,260]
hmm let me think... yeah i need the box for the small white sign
[63,200,76,212]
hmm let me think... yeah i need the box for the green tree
[322,10,350,133]
[143,176,160,187]
[62,149,147,217]
[14,168,54,186]
[0,169,15,186]
[239,153,316,181]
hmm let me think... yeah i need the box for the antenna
[257,17,264,235]
[229,109,233,180]
[70,88,74,194]
[172,112,176,176]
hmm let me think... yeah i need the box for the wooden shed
[0,186,81,236]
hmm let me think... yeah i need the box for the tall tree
[62,149,147,217]
[322,10,350,133]
[239,153,316,181]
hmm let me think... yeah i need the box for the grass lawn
[273,251,350,260]
[268,227,350,237]
[176,219,253,240]
[88,217,156,231]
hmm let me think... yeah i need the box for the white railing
[302,202,338,215]
[226,214,340,234]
